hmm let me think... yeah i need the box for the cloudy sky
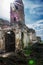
[23,0,43,40]
[0,0,43,40]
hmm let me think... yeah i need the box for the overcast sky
[0,0,43,40]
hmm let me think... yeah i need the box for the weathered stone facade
[0,0,37,53]
[10,0,25,24]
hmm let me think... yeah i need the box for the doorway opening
[5,30,15,52]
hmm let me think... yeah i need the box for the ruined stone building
[36,36,41,43]
[0,0,37,53]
